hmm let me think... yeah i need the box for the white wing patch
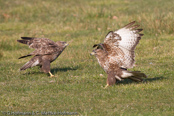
[119,46,135,68]
[112,21,142,69]
[31,60,39,67]
[103,21,143,69]
[114,27,140,51]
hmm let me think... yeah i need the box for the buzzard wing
[18,37,60,56]
[104,21,143,69]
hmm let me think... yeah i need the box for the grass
[0,0,174,115]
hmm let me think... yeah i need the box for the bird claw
[49,72,54,78]
[102,84,109,89]
[50,75,55,78]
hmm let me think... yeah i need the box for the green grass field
[0,0,174,115]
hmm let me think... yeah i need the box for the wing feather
[104,21,143,69]
[18,37,61,56]
[113,21,143,51]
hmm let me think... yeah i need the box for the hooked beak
[65,43,69,46]
[66,39,73,46]
[90,51,95,56]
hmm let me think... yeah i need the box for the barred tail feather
[129,71,147,82]
[20,61,33,71]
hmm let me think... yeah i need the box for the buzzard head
[90,43,107,57]
[56,41,68,50]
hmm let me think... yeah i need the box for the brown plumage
[91,21,147,88]
[17,37,68,77]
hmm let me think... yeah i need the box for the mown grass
[0,0,174,115]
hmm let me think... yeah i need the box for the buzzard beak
[90,51,95,56]
[65,43,69,46]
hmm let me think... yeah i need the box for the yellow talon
[104,84,109,89]
[49,72,54,78]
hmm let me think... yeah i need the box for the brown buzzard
[17,37,68,77]
[91,21,147,88]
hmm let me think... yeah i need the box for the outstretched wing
[17,37,60,58]
[104,21,143,69]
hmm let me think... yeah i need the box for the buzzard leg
[103,72,117,89]
[41,60,54,77]
[107,72,116,87]
[104,84,109,89]
[49,71,54,78]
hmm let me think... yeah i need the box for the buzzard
[91,21,147,88]
[17,37,68,77]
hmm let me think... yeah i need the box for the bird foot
[49,72,54,78]
[50,75,55,78]
[103,84,109,89]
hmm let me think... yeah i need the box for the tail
[20,61,33,71]
[20,59,39,71]
[128,71,147,82]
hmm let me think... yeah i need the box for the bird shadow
[117,76,165,85]
[144,76,166,82]
[51,66,78,73]
[21,71,43,75]
[21,66,78,76]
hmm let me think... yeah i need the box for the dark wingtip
[105,31,114,38]
[19,68,24,71]
[17,40,23,43]
[140,34,144,36]
[18,55,31,59]
[137,29,143,32]
[21,37,33,40]
[17,39,28,44]
[130,25,140,30]
[124,21,136,28]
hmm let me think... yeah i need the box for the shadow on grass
[22,71,43,75]
[144,76,166,83]
[117,76,165,85]
[51,66,78,73]
[21,66,78,76]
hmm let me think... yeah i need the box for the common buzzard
[91,21,147,88]
[17,37,68,77]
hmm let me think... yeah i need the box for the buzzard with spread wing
[17,37,68,77]
[91,21,147,88]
